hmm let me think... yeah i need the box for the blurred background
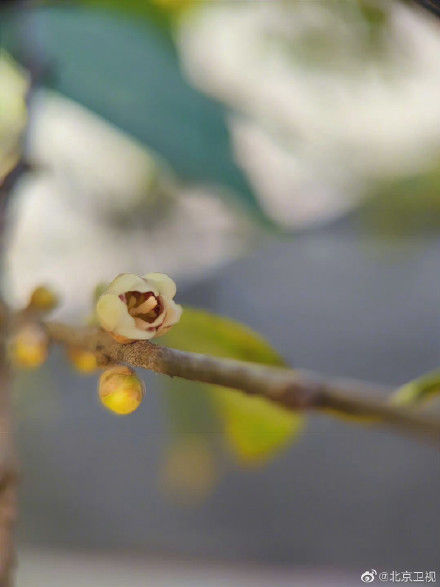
[1,0,440,585]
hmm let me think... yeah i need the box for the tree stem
[0,308,18,586]
[46,321,440,446]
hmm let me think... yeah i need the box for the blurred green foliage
[392,369,440,406]
[1,4,269,225]
[75,0,197,33]
[162,308,304,465]
[361,165,440,239]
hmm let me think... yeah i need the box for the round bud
[67,346,99,374]
[29,286,59,312]
[10,324,49,369]
[98,365,145,415]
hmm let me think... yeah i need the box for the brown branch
[0,309,18,587]
[45,321,440,446]
[0,152,28,587]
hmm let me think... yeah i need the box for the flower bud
[29,285,59,312]
[67,346,99,374]
[98,365,145,415]
[10,324,49,369]
[96,273,182,343]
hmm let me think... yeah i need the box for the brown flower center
[120,291,163,329]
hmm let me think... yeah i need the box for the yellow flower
[96,273,182,343]
[67,346,99,374]
[98,365,145,415]
[29,285,59,312]
[10,324,49,369]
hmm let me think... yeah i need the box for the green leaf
[2,5,270,226]
[391,370,440,407]
[161,308,304,465]
[360,164,440,239]
[74,0,198,33]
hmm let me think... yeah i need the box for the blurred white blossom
[6,91,253,314]
[177,1,440,228]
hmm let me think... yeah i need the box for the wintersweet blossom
[96,273,182,343]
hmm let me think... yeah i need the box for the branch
[45,321,440,446]
[0,148,30,587]
[0,307,18,586]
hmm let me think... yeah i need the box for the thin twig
[45,321,440,446]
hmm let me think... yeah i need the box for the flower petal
[96,294,132,332]
[144,273,177,299]
[163,300,183,327]
[134,296,157,315]
[115,321,155,340]
[97,293,155,340]
[107,273,158,296]
[156,300,183,336]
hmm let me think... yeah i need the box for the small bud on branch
[10,324,48,369]
[98,365,145,415]
[67,346,99,374]
[43,319,440,446]
[5,272,440,446]
[28,285,59,312]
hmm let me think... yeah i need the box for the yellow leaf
[391,370,440,407]
[161,308,304,465]
[213,385,303,465]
